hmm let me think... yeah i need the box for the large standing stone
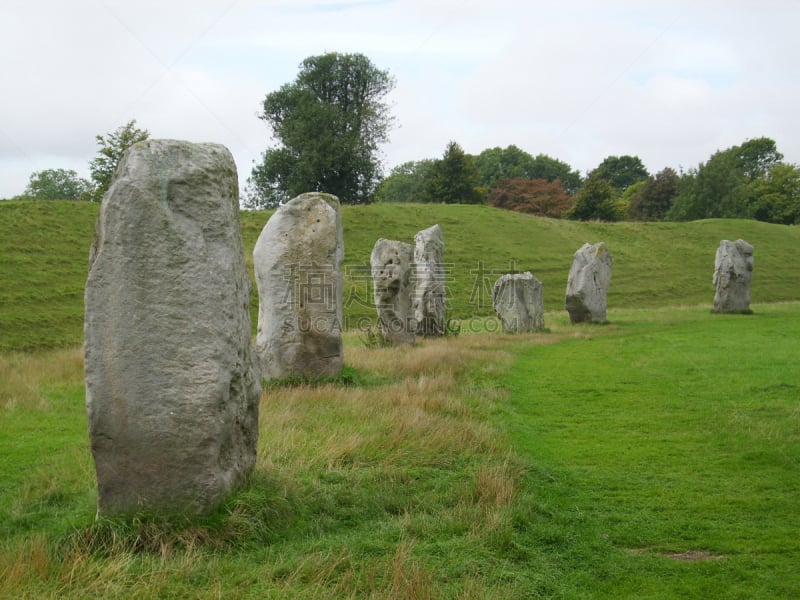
[713,239,754,312]
[253,192,344,380]
[371,239,415,345]
[565,242,612,323]
[84,139,261,516]
[412,224,446,337]
[492,272,545,333]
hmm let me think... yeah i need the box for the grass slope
[0,202,98,350]
[3,200,800,350]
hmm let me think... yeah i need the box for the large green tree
[23,168,91,201]
[566,176,618,221]
[745,162,800,225]
[374,160,436,203]
[736,136,783,180]
[668,137,784,221]
[627,167,680,221]
[88,120,150,202]
[424,141,483,204]
[474,146,582,194]
[528,153,583,195]
[589,155,649,194]
[248,52,395,207]
[474,145,536,188]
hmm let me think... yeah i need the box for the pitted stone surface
[371,239,415,345]
[253,192,344,380]
[84,139,261,516]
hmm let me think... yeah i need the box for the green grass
[4,200,800,350]
[0,201,98,351]
[2,304,799,597]
[0,349,96,542]
[3,199,800,596]
[501,304,800,598]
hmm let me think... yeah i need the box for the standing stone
[413,224,446,337]
[713,239,754,312]
[84,139,261,516]
[371,239,415,345]
[253,192,344,380]
[565,242,612,323]
[492,272,545,333]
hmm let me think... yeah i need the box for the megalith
[253,192,344,380]
[713,239,754,312]
[371,239,415,345]
[412,224,446,337]
[565,242,612,323]
[84,139,261,516]
[492,272,545,333]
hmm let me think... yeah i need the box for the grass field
[1,200,799,597]
[2,303,799,597]
[2,200,800,349]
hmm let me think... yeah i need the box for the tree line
[10,51,799,226]
[12,120,150,203]
[377,137,800,225]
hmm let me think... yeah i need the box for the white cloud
[1,0,799,197]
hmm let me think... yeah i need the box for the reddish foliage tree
[488,178,573,218]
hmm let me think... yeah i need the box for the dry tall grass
[1,330,552,597]
[259,334,515,474]
[249,332,536,596]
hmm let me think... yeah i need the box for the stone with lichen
[371,238,415,345]
[565,242,612,323]
[84,139,261,516]
[713,239,754,312]
[253,192,344,380]
[493,271,545,333]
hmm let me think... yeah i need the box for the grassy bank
[3,200,800,350]
[2,304,799,597]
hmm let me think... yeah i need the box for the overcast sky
[1,0,798,198]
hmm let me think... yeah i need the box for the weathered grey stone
[565,242,612,323]
[371,239,415,345]
[413,224,446,337]
[492,272,545,333]
[713,239,754,312]
[253,192,344,380]
[84,139,261,516]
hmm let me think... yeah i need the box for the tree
[23,168,91,200]
[566,176,618,221]
[488,178,573,217]
[374,160,436,203]
[667,153,740,221]
[474,145,536,188]
[736,136,783,180]
[668,137,784,221]
[627,167,680,221]
[248,52,395,207]
[618,180,646,219]
[745,162,800,225]
[88,120,150,202]
[424,141,483,204]
[529,154,583,195]
[589,155,649,194]
[473,147,582,194]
